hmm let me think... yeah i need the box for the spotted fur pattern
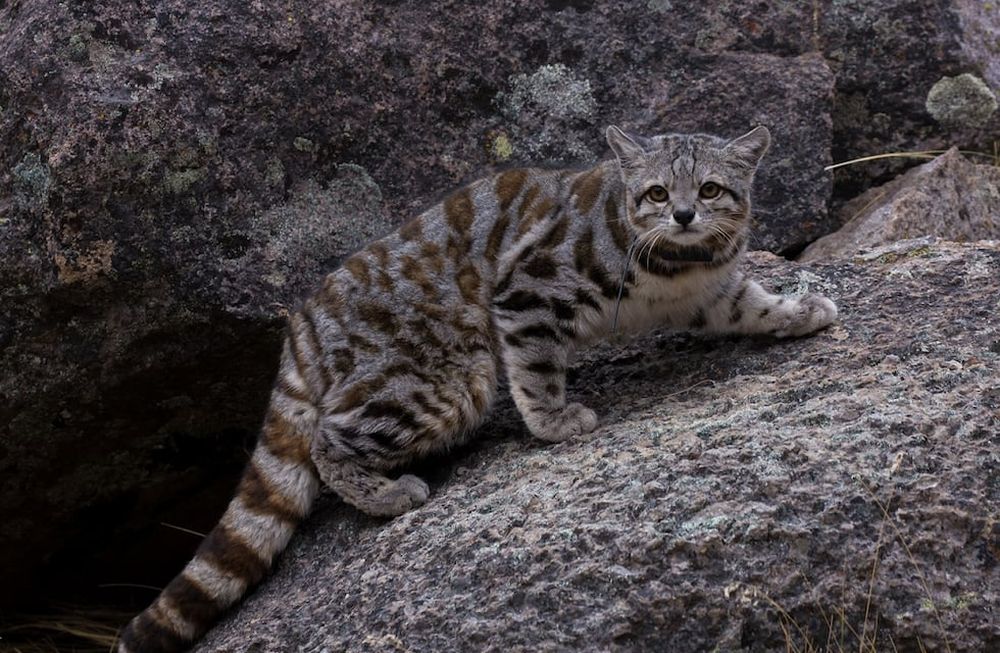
[119,125,837,652]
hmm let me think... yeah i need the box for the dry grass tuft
[761,471,954,653]
[0,606,127,653]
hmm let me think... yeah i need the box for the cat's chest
[615,267,731,331]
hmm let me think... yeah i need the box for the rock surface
[197,242,1000,653]
[800,149,1000,261]
[1,0,998,606]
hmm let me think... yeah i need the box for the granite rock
[801,149,1000,261]
[197,241,1000,653]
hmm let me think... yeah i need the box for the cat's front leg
[499,328,597,443]
[697,272,838,337]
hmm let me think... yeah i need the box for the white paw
[369,474,430,516]
[536,402,598,442]
[780,293,838,337]
[396,474,430,505]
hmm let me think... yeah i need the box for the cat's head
[605,125,770,263]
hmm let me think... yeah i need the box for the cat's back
[289,168,570,401]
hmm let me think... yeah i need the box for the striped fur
[119,125,837,652]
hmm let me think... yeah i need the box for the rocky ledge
[196,240,1000,653]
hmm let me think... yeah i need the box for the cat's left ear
[725,126,771,168]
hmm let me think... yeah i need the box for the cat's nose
[673,209,696,226]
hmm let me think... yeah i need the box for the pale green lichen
[502,63,596,122]
[646,0,673,12]
[490,132,514,162]
[13,152,52,210]
[67,33,89,61]
[163,168,205,195]
[150,63,179,90]
[922,592,977,612]
[925,73,998,128]
[293,136,317,153]
[197,129,218,156]
[496,64,598,162]
[252,163,391,282]
[264,157,286,188]
[869,245,935,266]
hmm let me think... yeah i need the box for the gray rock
[824,0,1000,206]
[800,148,1000,261]
[1,0,998,607]
[197,241,1000,653]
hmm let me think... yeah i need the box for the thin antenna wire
[612,236,639,334]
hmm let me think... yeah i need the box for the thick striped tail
[118,401,320,653]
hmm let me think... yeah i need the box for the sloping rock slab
[801,149,1000,261]
[197,241,1000,653]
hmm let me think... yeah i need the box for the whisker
[612,236,640,334]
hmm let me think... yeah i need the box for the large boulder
[1,0,996,607]
[823,0,1000,208]
[800,148,1000,261]
[197,241,1000,653]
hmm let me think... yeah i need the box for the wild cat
[119,125,837,652]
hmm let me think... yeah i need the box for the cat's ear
[606,125,647,168]
[725,126,771,168]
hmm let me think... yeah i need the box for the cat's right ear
[606,125,646,168]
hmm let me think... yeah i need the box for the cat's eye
[699,182,723,200]
[646,186,669,203]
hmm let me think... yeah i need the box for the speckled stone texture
[1,0,997,606]
[196,241,1000,653]
[801,149,1000,261]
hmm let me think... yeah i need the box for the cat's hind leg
[309,348,498,516]
[311,434,430,517]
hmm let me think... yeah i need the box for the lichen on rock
[496,63,598,162]
[925,73,998,128]
[246,163,392,291]
[12,152,52,211]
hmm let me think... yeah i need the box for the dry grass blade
[160,521,207,538]
[856,479,954,653]
[860,495,890,653]
[761,593,816,652]
[824,149,997,172]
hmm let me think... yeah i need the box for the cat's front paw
[534,402,598,442]
[777,293,838,337]
[366,474,430,517]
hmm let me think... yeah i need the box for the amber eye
[699,182,723,200]
[646,186,669,203]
